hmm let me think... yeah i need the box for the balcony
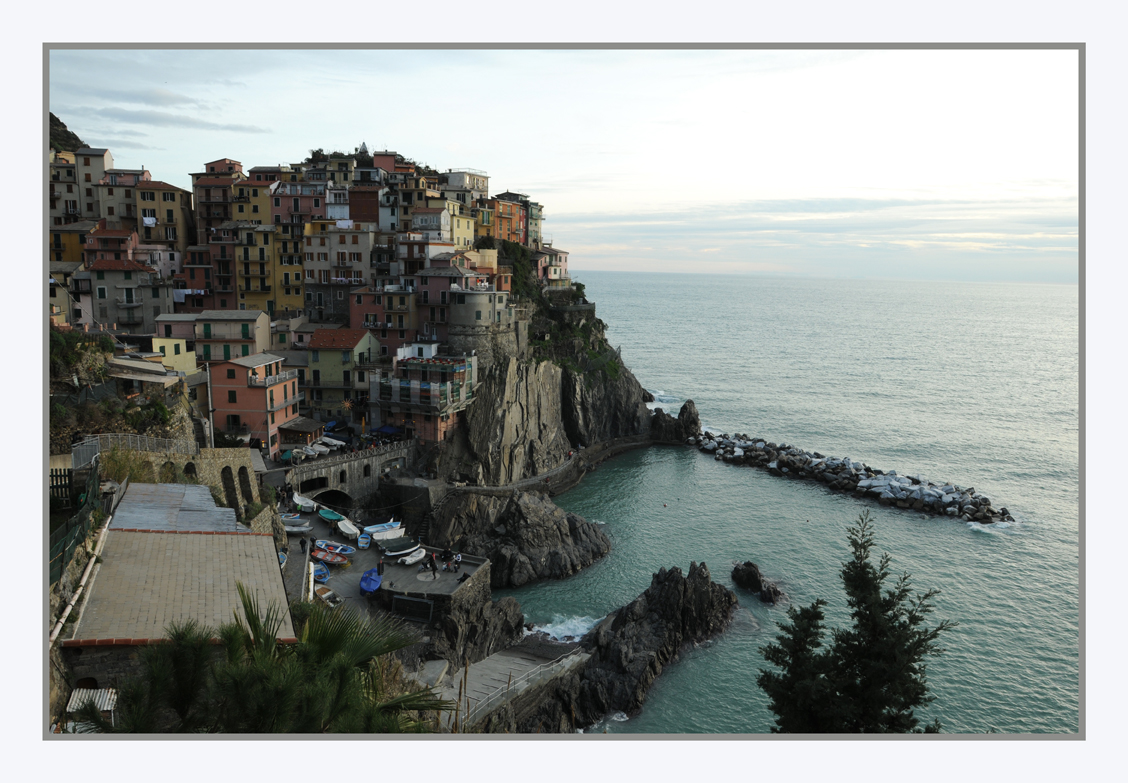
[118,312,143,325]
[288,207,310,215]
[115,297,143,308]
[214,285,234,293]
[249,369,298,386]
[269,392,305,412]
[332,260,353,268]
[238,284,271,292]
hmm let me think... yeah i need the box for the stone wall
[445,321,524,376]
[130,447,264,519]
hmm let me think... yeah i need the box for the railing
[458,649,588,728]
[269,392,304,411]
[72,433,199,468]
[49,455,104,585]
[248,369,298,386]
[288,438,415,476]
[115,297,143,307]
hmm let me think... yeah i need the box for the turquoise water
[497,272,1079,734]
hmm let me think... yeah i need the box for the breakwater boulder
[428,490,611,588]
[731,561,785,604]
[687,432,1013,524]
[651,400,702,443]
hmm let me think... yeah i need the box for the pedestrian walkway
[437,639,589,730]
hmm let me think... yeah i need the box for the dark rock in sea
[651,399,702,443]
[760,582,785,605]
[429,490,611,588]
[574,562,737,723]
[732,561,785,605]
[732,560,764,592]
[641,389,655,402]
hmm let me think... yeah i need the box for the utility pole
[205,362,215,448]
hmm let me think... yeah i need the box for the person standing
[430,555,438,580]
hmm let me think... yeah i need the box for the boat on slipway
[293,493,317,513]
[380,537,420,558]
[314,540,356,556]
[312,562,330,583]
[359,568,383,596]
[311,549,348,565]
[362,519,403,541]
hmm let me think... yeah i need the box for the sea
[495,271,1079,734]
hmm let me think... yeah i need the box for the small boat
[319,508,346,525]
[322,435,347,448]
[285,523,312,534]
[312,562,330,583]
[311,549,348,565]
[314,540,356,555]
[293,493,317,513]
[279,551,287,568]
[301,445,318,457]
[338,518,360,540]
[362,519,403,540]
[311,443,330,455]
[381,537,420,558]
[398,548,427,566]
[314,585,345,609]
[357,533,371,550]
[281,513,303,523]
[359,567,383,596]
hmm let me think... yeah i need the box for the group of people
[418,549,462,580]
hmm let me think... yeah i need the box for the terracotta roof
[308,328,370,350]
[138,181,188,192]
[90,227,136,238]
[89,258,151,273]
[194,178,237,187]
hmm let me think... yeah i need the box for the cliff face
[428,561,525,665]
[429,490,611,588]
[461,358,572,486]
[561,366,652,449]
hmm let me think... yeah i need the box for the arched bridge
[287,439,416,507]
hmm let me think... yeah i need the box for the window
[228,390,237,403]
[356,294,362,304]
[163,192,175,202]
[85,173,91,182]
[141,191,155,201]
[311,350,320,361]
[337,290,344,300]
[339,235,345,244]
[314,198,320,208]
[341,351,351,363]
[97,286,106,299]
[96,271,105,280]
[475,310,482,321]
[279,333,287,343]
[241,345,249,356]
[159,345,166,356]
[83,157,90,165]
[152,287,159,298]
[164,325,172,337]
[226,369,236,379]
[86,188,92,197]
[123,271,131,280]
[274,197,281,207]
[174,343,181,355]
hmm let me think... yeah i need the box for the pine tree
[757,511,956,733]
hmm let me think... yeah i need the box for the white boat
[362,519,403,541]
[292,493,317,513]
[337,518,360,540]
[382,537,420,558]
[311,443,330,455]
[301,445,318,457]
[398,548,427,566]
[322,436,346,448]
[284,523,313,534]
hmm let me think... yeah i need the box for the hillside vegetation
[50,112,87,152]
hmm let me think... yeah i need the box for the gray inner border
[43,41,1082,740]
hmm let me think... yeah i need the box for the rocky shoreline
[688,427,1014,524]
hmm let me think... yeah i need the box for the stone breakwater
[689,431,1014,524]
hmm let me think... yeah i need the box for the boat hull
[398,548,426,566]
[359,568,383,596]
[357,534,371,550]
[362,521,403,540]
[311,549,348,565]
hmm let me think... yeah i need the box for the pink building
[209,353,301,456]
[83,219,139,266]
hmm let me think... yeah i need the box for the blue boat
[314,540,356,556]
[312,562,330,583]
[279,551,287,568]
[359,568,383,596]
[358,533,371,550]
[362,519,403,540]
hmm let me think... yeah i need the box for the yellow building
[233,181,272,225]
[153,337,197,374]
[50,219,99,264]
[426,197,476,249]
[473,202,494,240]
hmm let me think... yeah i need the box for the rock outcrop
[429,569,525,665]
[428,490,611,588]
[476,561,738,733]
[650,400,702,443]
[732,561,785,605]
[573,562,736,722]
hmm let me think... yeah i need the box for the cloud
[80,87,203,107]
[85,138,163,150]
[75,106,268,133]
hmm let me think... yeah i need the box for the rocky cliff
[429,490,611,588]
[478,562,738,732]
[650,400,702,443]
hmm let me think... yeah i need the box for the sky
[49,47,1078,283]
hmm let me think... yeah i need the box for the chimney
[84,323,89,332]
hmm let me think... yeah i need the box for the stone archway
[238,466,254,503]
[363,463,371,478]
[299,476,329,494]
[220,466,239,517]
[184,461,197,479]
[159,461,178,483]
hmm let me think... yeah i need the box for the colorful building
[194,310,271,362]
[209,353,301,455]
[304,328,381,424]
[372,341,479,444]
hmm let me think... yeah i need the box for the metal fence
[49,468,74,504]
[49,456,103,586]
[457,649,587,728]
[72,432,199,468]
